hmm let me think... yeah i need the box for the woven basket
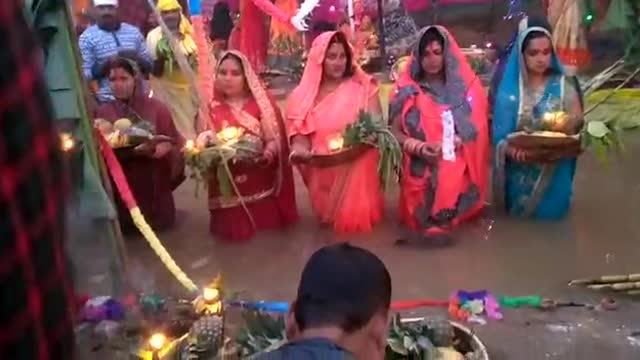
[507,131,580,149]
[308,144,371,168]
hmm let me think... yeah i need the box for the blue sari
[492,27,582,220]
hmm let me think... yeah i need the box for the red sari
[208,51,298,242]
[391,26,489,237]
[95,96,185,233]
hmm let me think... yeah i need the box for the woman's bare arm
[368,92,382,116]
[563,78,584,135]
[290,134,311,151]
[390,115,408,144]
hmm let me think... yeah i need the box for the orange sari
[391,26,489,237]
[287,31,383,233]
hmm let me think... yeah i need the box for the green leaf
[216,164,233,198]
[586,121,611,138]
[617,116,640,130]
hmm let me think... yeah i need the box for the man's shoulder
[120,23,143,34]
[79,25,100,40]
[254,339,352,360]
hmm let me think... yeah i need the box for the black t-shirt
[256,338,354,360]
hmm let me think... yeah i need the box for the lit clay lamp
[194,275,224,316]
[184,139,198,154]
[327,134,345,153]
[542,111,569,134]
[217,126,244,146]
[60,133,75,152]
[148,333,167,360]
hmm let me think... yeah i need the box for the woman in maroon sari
[95,58,185,233]
[207,51,298,242]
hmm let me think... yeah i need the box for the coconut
[114,118,133,130]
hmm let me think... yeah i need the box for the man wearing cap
[258,243,392,360]
[79,0,153,102]
[146,0,200,140]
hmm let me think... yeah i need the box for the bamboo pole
[60,3,129,292]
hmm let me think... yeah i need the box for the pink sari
[208,51,298,241]
[287,31,383,233]
[392,26,489,237]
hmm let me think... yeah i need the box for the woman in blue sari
[492,26,584,220]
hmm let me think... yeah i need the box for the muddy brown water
[66,134,640,358]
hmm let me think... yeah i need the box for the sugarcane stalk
[587,281,640,291]
[568,273,640,286]
[147,1,260,229]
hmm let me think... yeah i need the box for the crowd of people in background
[75,0,587,246]
[3,0,636,358]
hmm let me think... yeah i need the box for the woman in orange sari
[390,26,489,245]
[208,51,298,241]
[287,31,383,233]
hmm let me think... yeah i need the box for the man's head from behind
[289,243,392,359]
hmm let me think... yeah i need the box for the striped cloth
[78,23,153,101]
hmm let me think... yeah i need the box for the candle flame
[60,133,75,152]
[185,139,195,150]
[218,126,244,143]
[543,111,568,127]
[203,287,219,302]
[149,333,166,350]
[327,135,344,152]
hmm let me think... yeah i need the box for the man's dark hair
[210,2,233,42]
[293,243,392,333]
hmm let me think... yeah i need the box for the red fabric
[238,0,268,71]
[208,98,298,241]
[95,96,185,232]
[395,27,489,236]
[0,2,75,359]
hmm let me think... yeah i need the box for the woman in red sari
[287,31,383,233]
[390,26,489,245]
[95,58,185,233]
[208,51,298,241]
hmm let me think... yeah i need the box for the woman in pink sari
[287,31,383,233]
[390,26,489,245]
[208,51,298,241]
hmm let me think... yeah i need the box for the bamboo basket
[308,144,372,168]
[507,131,581,149]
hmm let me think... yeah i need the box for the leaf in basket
[586,121,610,138]
[417,335,437,359]
[387,338,408,355]
[216,163,233,198]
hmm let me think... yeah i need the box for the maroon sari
[208,51,298,241]
[95,95,185,233]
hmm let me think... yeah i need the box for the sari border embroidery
[209,188,276,209]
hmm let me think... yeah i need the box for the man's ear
[285,302,299,340]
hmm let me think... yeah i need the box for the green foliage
[235,312,466,360]
[157,37,199,74]
[235,311,287,359]
[343,111,403,190]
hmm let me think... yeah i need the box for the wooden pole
[376,0,387,68]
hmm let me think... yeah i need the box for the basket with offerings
[307,111,402,189]
[184,127,265,198]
